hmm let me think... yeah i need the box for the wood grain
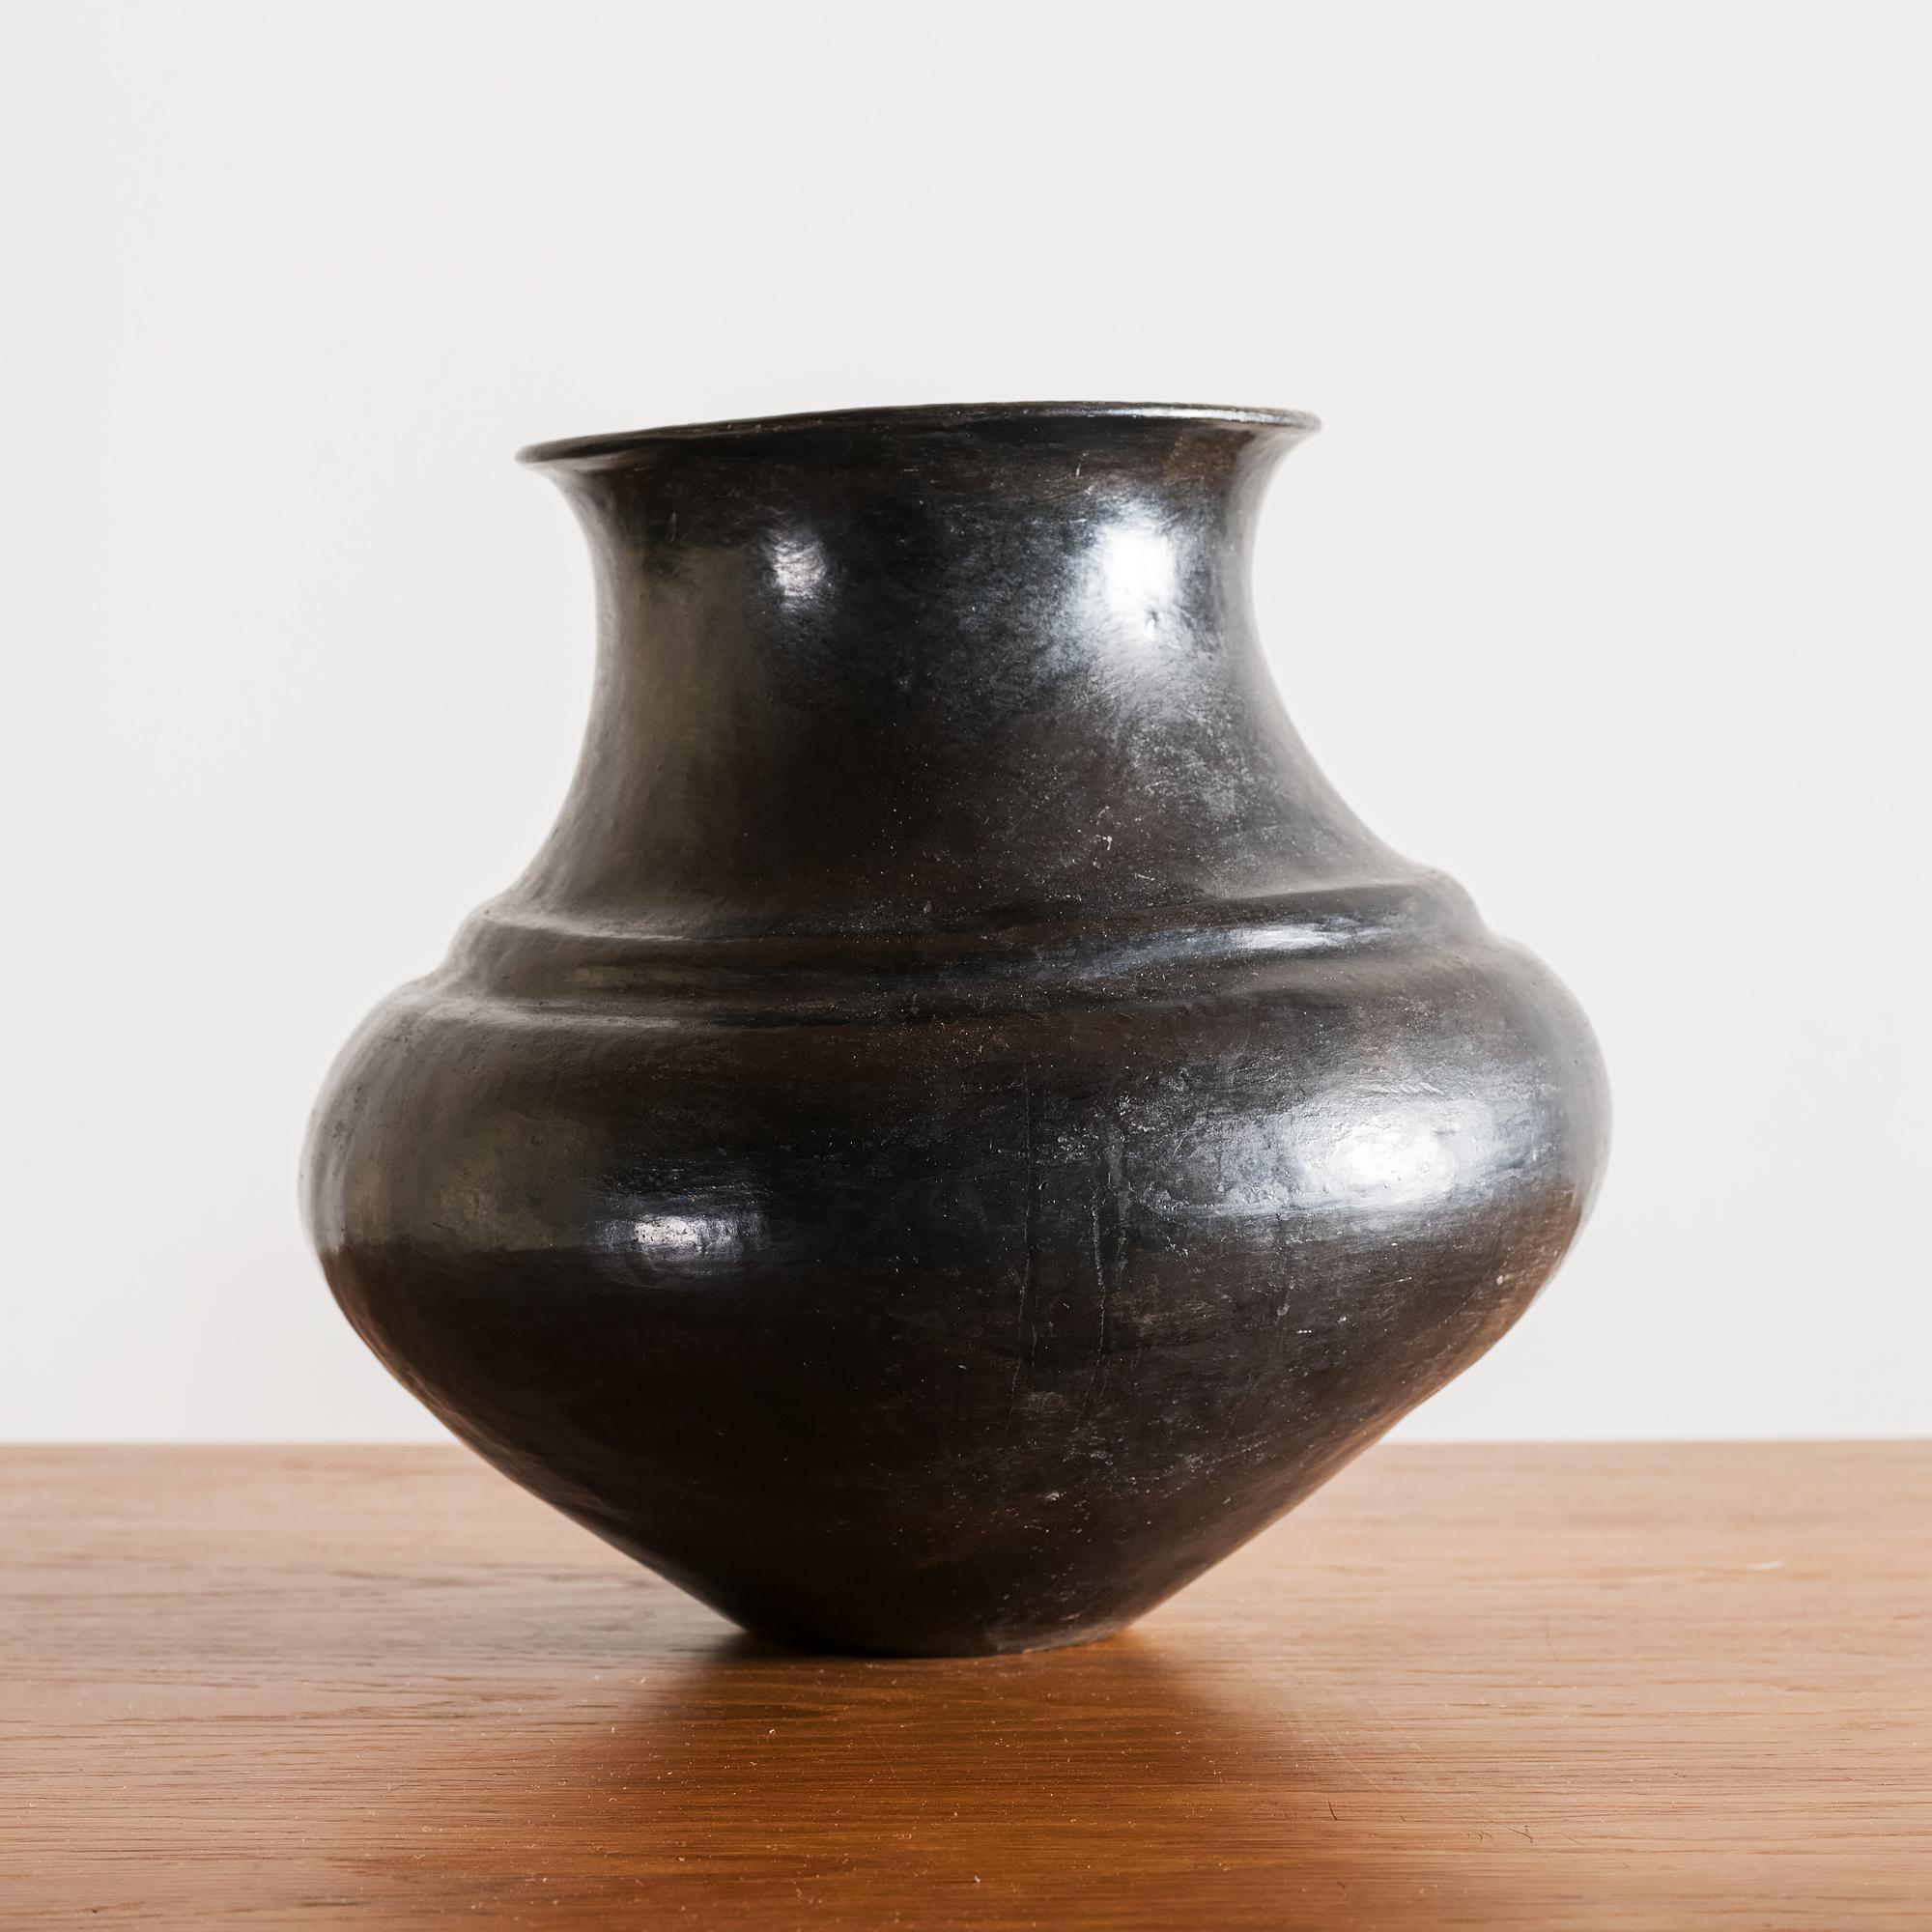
[2,1442,1926,1927]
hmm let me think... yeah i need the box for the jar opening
[517,400,1320,470]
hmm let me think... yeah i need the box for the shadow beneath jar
[353,1623,1531,1927]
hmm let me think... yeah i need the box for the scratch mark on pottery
[1009,1066,1038,1426]
[1075,1197,1109,1425]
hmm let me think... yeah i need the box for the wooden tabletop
[4,1442,1926,1928]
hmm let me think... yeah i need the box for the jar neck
[511,410,1394,939]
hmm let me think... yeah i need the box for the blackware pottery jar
[305,402,1607,1656]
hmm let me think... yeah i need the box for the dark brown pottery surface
[305,403,1607,1655]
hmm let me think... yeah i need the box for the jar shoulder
[305,926,1606,1263]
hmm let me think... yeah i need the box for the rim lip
[518,400,1321,469]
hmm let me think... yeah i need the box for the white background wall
[4,1,1926,1441]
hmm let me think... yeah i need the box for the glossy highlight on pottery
[304,402,1608,1656]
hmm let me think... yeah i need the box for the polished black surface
[305,402,1607,1656]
